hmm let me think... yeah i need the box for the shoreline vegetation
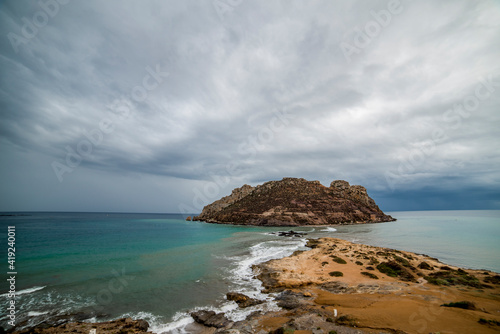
[10,237,500,334]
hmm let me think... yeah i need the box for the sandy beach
[249,237,500,334]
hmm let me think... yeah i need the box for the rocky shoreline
[7,238,500,334]
[182,237,500,334]
[6,317,150,334]
[250,238,500,334]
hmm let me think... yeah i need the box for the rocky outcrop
[10,318,149,334]
[190,310,231,328]
[269,230,308,237]
[226,292,264,308]
[275,290,306,309]
[193,178,394,226]
[197,184,255,218]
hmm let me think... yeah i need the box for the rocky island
[193,178,395,226]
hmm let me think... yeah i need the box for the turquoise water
[321,210,500,272]
[0,210,499,333]
[0,213,306,332]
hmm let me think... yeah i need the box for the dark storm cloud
[0,0,499,212]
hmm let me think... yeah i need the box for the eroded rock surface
[226,292,264,308]
[193,178,394,226]
[191,310,231,328]
[10,317,149,334]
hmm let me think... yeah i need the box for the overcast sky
[1,0,499,213]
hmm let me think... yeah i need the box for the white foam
[154,315,194,334]
[322,227,337,232]
[0,285,45,297]
[122,236,307,333]
[119,311,181,334]
[84,317,98,323]
[224,237,307,315]
[27,311,48,317]
[18,286,46,295]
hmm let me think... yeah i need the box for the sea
[0,210,499,333]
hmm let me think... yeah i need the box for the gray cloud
[1,0,499,213]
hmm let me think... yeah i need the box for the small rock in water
[272,230,307,237]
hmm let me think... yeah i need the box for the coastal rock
[254,264,283,293]
[270,230,307,237]
[250,237,500,334]
[320,281,353,294]
[191,310,216,325]
[226,292,264,308]
[11,317,149,334]
[191,310,231,328]
[193,178,394,226]
[186,216,192,221]
[136,319,149,331]
[194,184,255,219]
[275,290,304,309]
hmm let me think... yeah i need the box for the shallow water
[318,210,500,272]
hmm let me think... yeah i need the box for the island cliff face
[193,178,395,226]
